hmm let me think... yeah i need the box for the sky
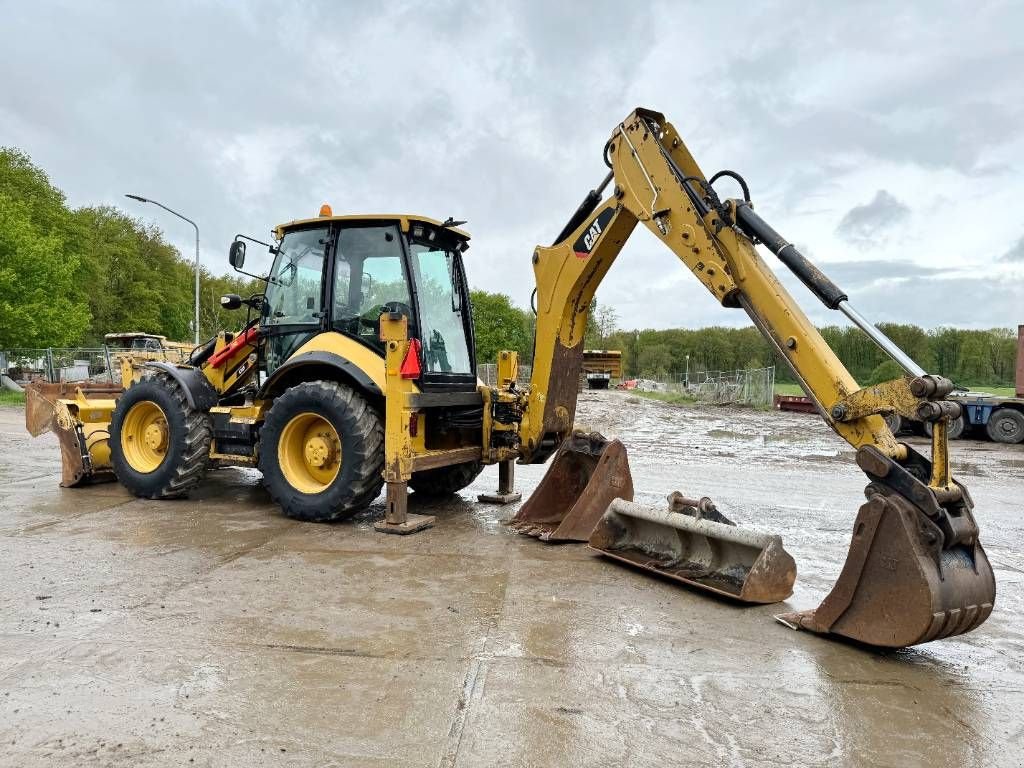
[2,0,1022,332]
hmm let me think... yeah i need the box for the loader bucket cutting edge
[506,431,634,542]
[774,491,995,647]
[589,498,797,604]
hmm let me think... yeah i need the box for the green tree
[584,298,619,348]
[638,343,673,377]
[867,360,904,385]
[0,148,91,347]
[72,206,178,342]
[469,290,531,365]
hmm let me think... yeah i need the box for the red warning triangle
[400,338,422,379]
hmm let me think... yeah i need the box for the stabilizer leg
[478,459,522,505]
[375,481,435,535]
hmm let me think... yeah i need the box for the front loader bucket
[507,431,634,542]
[776,491,995,647]
[589,497,797,604]
[25,381,120,487]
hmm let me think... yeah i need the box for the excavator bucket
[589,494,797,604]
[506,431,633,542]
[25,381,120,487]
[776,490,995,647]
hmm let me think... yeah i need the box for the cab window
[410,243,472,374]
[332,225,412,347]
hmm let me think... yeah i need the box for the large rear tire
[409,461,483,497]
[110,372,212,499]
[986,407,1024,444]
[258,381,384,522]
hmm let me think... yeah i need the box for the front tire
[109,372,212,499]
[409,460,484,497]
[258,381,384,522]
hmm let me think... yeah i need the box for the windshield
[262,226,327,375]
[263,227,327,326]
[410,242,472,374]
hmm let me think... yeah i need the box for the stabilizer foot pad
[374,514,435,535]
[477,492,522,505]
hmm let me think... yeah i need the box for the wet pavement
[0,391,1022,767]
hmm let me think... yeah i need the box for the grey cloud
[815,259,946,287]
[849,272,1024,329]
[835,191,911,248]
[998,236,1024,263]
[0,1,1020,333]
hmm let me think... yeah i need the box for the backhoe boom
[507,107,995,648]
[520,108,899,462]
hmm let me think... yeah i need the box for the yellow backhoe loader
[27,107,995,648]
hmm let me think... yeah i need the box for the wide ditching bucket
[589,494,797,604]
[506,431,634,542]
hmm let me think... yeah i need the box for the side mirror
[229,240,246,269]
[220,294,242,310]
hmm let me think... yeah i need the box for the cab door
[329,223,413,353]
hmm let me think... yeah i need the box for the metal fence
[476,363,533,387]
[628,366,776,407]
[475,362,775,408]
[1,346,189,385]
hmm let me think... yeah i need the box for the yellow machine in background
[28,107,995,649]
[581,350,622,389]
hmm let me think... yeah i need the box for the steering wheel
[352,301,414,333]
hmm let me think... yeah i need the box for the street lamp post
[125,194,201,345]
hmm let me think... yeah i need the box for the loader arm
[512,107,994,648]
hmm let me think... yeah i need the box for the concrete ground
[0,390,1021,767]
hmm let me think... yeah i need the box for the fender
[143,362,219,411]
[258,351,383,400]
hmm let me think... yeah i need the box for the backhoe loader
[28,107,995,648]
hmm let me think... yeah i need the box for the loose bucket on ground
[506,431,634,542]
[588,496,797,604]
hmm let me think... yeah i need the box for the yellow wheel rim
[278,413,343,494]
[121,400,169,473]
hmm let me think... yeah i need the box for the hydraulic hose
[735,203,848,310]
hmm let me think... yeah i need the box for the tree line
[2,147,1016,387]
[471,295,1019,388]
[0,147,257,350]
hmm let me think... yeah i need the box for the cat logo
[572,207,615,259]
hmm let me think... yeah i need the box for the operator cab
[229,209,476,392]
